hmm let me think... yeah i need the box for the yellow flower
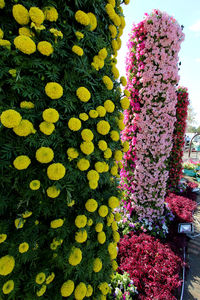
[108,242,117,259]
[99,282,110,295]
[74,282,87,300]
[98,231,106,244]
[12,4,29,25]
[118,119,125,130]
[29,7,44,25]
[113,14,121,27]
[120,76,127,86]
[110,130,120,141]
[89,110,98,118]
[36,147,54,164]
[0,109,22,128]
[112,40,119,52]
[79,113,88,121]
[47,163,66,180]
[110,165,118,176]
[14,35,36,55]
[87,218,93,226]
[107,213,114,224]
[112,65,120,79]
[36,285,46,297]
[77,158,90,171]
[103,162,109,172]
[39,121,55,135]
[97,120,110,135]
[102,75,113,90]
[105,4,115,19]
[114,212,121,222]
[108,0,115,7]
[98,140,107,151]
[76,87,91,102]
[95,162,105,173]
[96,106,106,117]
[30,22,45,31]
[75,10,90,26]
[0,255,15,276]
[114,150,123,161]
[46,272,55,284]
[45,82,63,99]
[104,99,115,113]
[75,230,87,243]
[29,180,40,190]
[19,27,34,37]
[0,28,4,39]
[49,28,63,39]
[72,45,84,56]
[75,31,84,40]
[75,215,87,228]
[2,280,14,295]
[85,199,98,212]
[113,230,120,243]
[42,108,59,123]
[87,12,97,31]
[20,101,34,109]
[81,129,94,141]
[67,148,79,160]
[68,247,82,266]
[89,179,98,189]
[68,117,81,131]
[93,258,102,272]
[47,186,60,198]
[19,242,29,253]
[22,211,32,218]
[104,148,112,159]
[80,141,94,155]
[124,0,130,4]
[0,0,5,9]
[95,223,103,232]
[112,260,118,271]
[98,205,109,217]
[61,280,75,297]
[13,155,31,170]
[124,89,130,97]
[98,48,108,60]
[14,218,25,229]
[87,170,99,181]
[0,39,11,49]
[50,219,64,229]
[43,6,58,22]
[37,41,53,56]
[122,141,129,152]
[109,25,117,38]
[13,120,36,136]
[86,285,93,297]
[108,196,119,208]
[0,234,7,243]
[36,272,46,284]
[8,69,17,78]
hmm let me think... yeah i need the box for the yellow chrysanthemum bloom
[47,163,66,180]
[110,165,118,176]
[96,106,106,117]
[113,230,120,243]
[75,31,84,40]
[29,180,40,190]
[88,12,97,31]
[112,39,119,52]
[104,148,112,159]
[112,65,120,79]
[99,282,110,295]
[77,158,90,171]
[72,45,84,56]
[107,213,114,224]
[103,162,109,172]
[98,48,108,60]
[37,41,53,56]
[114,150,123,161]
[93,258,102,273]
[87,170,100,181]
[89,180,98,190]
[85,199,98,212]
[0,255,15,276]
[68,247,82,266]
[81,129,94,141]
[80,141,94,155]
[50,219,64,229]
[95,223,103,232]
[112,260,118,271]
[75,230,87,243]
[76,87,91,102]
[124,89,130,97]
[97,120,110,135]
[114,212,121,222]
[86,285,93,297]
[0,109,22,128]
[105,4,115,19]
[15,218,25,229]
[0,234,7,244]
[89,110,98,118]
[43,6,58,22]
[108,242,117,259]
[12,4,29,25]
[0,0,5,9]
[98,205,109,217]
[0,28,4,39]
[22,211,32,218]
[30,22,45,31]
[39,121,55,135]
[37,284,47,297]
[2,280,14,295]
[14,35,36,55]
[108,196,119,209]
[95,162,105,173]
[75,215,87,228]
[120,76,127,86]
[109,24,117,38]
[49,28,63,39]
[20,101,34,109]
[61,280,75,297]
[98,140,107,151]
[97,231,106,244]
[36,272,46,284]
[124,0,130,4]
[29,7,44,25]
[42,108,59,123]
[118,119,125,130]
[79,113,88,121]
[13,120,36,136]
[13,155,31,170]
[45,82,63,99]
[122,141,129,152]
[75,10,90,26]
[47,186,60,198]
[113,14,121,27]
[19,27,34,37]
[102,75,113,90]
[87,218,93,226]
[36,147,54,164]
[74,282,87,300]
[68,117,81,131]
[0,39,11,49]
[19,242,29,253]
[110,130,120,141]
[46,272,55,284]
[67,148,79,160]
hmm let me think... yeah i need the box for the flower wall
[167,87,189,190]
[0,0,130,298]
[121,10,184,222]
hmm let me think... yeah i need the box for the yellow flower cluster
[19,27,34,37]
[75,10,90,26]
[13,120,36,136]
[20,101,34,109]
[2,280,14,295]
[76,87,91,102]
[104,99,115,113]
[77,158,90,171]
[97,231,106,244]
[30,180,40,190]
[68,247,82,266]
[99,282,110,296]
[14,35,36,55]
[81,129,94,141]
[85,198,98,212]
[36,272,46,284]
[47,186,60,198]
[37,285,47,297]
[75,229,87,243]
[80,141,94,155]
[67,148,79,160]
[122,141,129,152]
[39,121,55,135]
[12,4,29,25]
[0,0,5,9]
[0,28,4,39]
[75,31,84,40]
[0,234,7,244]
[61,280,75,297]
[42,108,59,123]
[43,6,58,22]
[108,242,117,259]
[47,163,66,180]
[91,48,108,71]
[50,28,63,40]
[95,223,103,232]
[72,45,84,56]
[68,117,82,131]
[0,255,15,276]
[96,105,106,117]
[110,130,120,141]
[120,76,127,86]
[98,205,109,217]
[29,7,44,25]
[0,109,22,128]
[50,218,64,229]
[79,113,89,121]
[75,215,87,228]
[45,82,63,99]
[120,96,130,109]
[74,282,87,300]
[89,110,98,118]
[93,258,102,272]
[13,155,31,170]
[88,12,97,31]
[19,242,29,253]
[102,75,113,90]
[97,120,110,135]
[36,147,54,163]
[37,41,53,56]
[108,196,119,208]
[0,39,11,49]
[98,140,108,151]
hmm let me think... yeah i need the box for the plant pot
[183,169,196,177]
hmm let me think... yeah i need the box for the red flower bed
[166,192,197,222]
[118,233,182,300]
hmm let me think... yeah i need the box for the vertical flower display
[167,87,189,190]
[0,0,130,298]
[121,10,184,222]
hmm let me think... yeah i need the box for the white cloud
[195,58,200,63]
[189,20,200,32]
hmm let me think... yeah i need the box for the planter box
[183,169,196,177]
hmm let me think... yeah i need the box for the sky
[117,0,200,126]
